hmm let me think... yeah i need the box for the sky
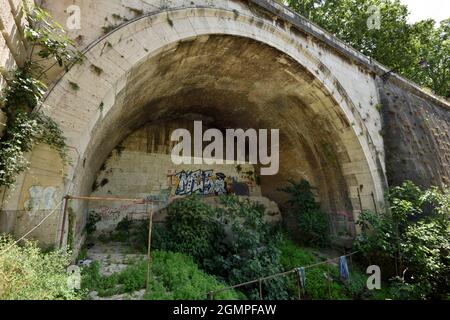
[399,0,450,24]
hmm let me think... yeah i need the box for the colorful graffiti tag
[174,170,227,196]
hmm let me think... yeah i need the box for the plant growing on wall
[23,5,83,72]
[280,179,330,247]
[0,4,83,188]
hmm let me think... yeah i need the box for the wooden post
[59,195,70,248]
[328,278,332,300]
[296,272,302,300]
[259,279,263,300]
[371,192,378,214]
[146,201,154,291]
[357,187,363,212]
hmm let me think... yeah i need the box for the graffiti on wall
[173,170,228,196]
[24,186,60,215]
[146,189,170,206]
[94,202,145,220]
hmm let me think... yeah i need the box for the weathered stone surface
[0,0,448,249]
[378,79,450,188]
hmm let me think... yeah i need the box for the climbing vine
[0,4,83,188]
[23,6,83,72]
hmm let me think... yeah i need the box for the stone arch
[7,6,387,246]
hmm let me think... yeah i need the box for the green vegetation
[0,236,81,300]
[284,0,449,99]
[86,211,101,235]
[3,180,447,300]
[23,6,83,71]
[157,196,223,263]
[81,250,239,300]
[278,237,367,300]
[212,196,288,300]
[0,5,83,188]
[355,181,450,299]
[281,180,330,247]
[153,195,289,300]
[83,183,448,300]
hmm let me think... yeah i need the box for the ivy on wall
[0,5,83,188]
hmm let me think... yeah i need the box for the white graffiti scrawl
[175,170,227,196]
[24,186,60,215]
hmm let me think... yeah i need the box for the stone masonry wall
[88,121,279,235]
[379,79,450,188]
[0,0,30,136]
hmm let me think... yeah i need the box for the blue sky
[400,0,449,24]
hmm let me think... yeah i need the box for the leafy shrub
[95,217,148,250]
[150,224,171,251]
[0,236,81,300]
[81,261,123,297]
[296,210,330,247]
[212,196,289,300]
[154,195,289,300]
[367,277,428,301]
[164,195,224,263]
[281,180,330,247]
[86,211,101,235]
[353,210,397,276]
[108,216,133,242]
[355,181,450,300]
[81,250,238,300]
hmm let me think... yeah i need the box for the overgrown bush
[163,195,224,263]
[0,236,81,300]
[105,216,133,242]
[81,250,239,300]
[353,210,397,276]
[154,195,289,300]
[86,211,101,235]
[281,180,330,247]
[355,181,450,300]
[212,196,289,300]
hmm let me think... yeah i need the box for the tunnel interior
[72,35,367,240]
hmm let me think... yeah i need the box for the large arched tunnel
[82,34,355,209]
[2,6,388,248]
[67,34,382,245]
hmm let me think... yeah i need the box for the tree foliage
[284,0,449,98]
[24,6,83,72]
[354,181,450,299]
